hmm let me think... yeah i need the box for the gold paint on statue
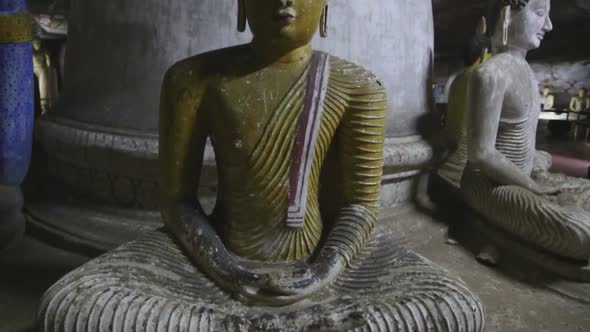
[0,13,33,43]
[159,0,385,304]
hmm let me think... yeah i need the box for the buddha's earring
[237,0,246,32]
[502,6,511,46]
[320,4,328,38]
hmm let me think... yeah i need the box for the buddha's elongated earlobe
[238,0,246,32]
[320,4,328,38]
[501,5,511,46]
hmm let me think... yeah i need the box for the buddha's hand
[262,253,346,305]
[532,183,561,196]
[229,260,278,300]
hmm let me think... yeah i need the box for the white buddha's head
[489,0,553,52]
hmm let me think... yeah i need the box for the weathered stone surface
[38,222,485,332]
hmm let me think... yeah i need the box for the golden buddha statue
[569,88,590,112]
[461,0,590,278]
[38,1,484,330]
[32,38,57,114]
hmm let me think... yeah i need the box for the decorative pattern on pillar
[0,0,34,185]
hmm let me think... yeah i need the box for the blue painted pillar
[0,0,34,185]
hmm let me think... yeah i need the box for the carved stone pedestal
[38,220,485,332]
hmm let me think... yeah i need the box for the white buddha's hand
[531,183,561,196]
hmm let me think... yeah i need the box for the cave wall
[531,60,590,106]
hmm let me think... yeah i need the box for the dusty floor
[1,203,589,332]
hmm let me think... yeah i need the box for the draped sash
[286,52,330,228]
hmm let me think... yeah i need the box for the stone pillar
[25,0,248,253]
[26,0,436,253]
[0,0,34,248]
[314,1,435,207]
[0,0,34,185]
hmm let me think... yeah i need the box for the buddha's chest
[208,71,343,168]
[503,66,540,121]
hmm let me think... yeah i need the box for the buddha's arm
[468,69,546,193]
[445,77,467,151]
[321,84,387,266]
[427,76,465,166]
[159,62,257,291]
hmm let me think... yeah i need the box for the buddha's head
[580,88,587,98]
[32,38,42,51]
[543,86,550,95]
[241,0,326,49]
[488,0,553,52]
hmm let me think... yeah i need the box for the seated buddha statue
[461,0,590,274]
[32,38,58,114]
[540,86,555,111]
[569,88,590,112]
[38,1,485,330]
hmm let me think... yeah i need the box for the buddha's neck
[495,45,528,60]
[250,40,313,68]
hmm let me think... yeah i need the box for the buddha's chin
[277,25,312,41]
[530,39,542,50]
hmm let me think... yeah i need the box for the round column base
[0,185,26,251]
[25,200,161,256]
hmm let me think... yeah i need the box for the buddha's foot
[472,216,590,282]
[38,226,485,331]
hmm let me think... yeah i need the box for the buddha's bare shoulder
[471,54,515,88]
[163,44,251,87]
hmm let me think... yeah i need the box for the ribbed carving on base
[38,226,484,332]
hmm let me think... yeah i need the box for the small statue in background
[541,86,555,110]
[569,88,590,112]
[32,38,58,114]
[462,0,590,277]
[38,0,485,330]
